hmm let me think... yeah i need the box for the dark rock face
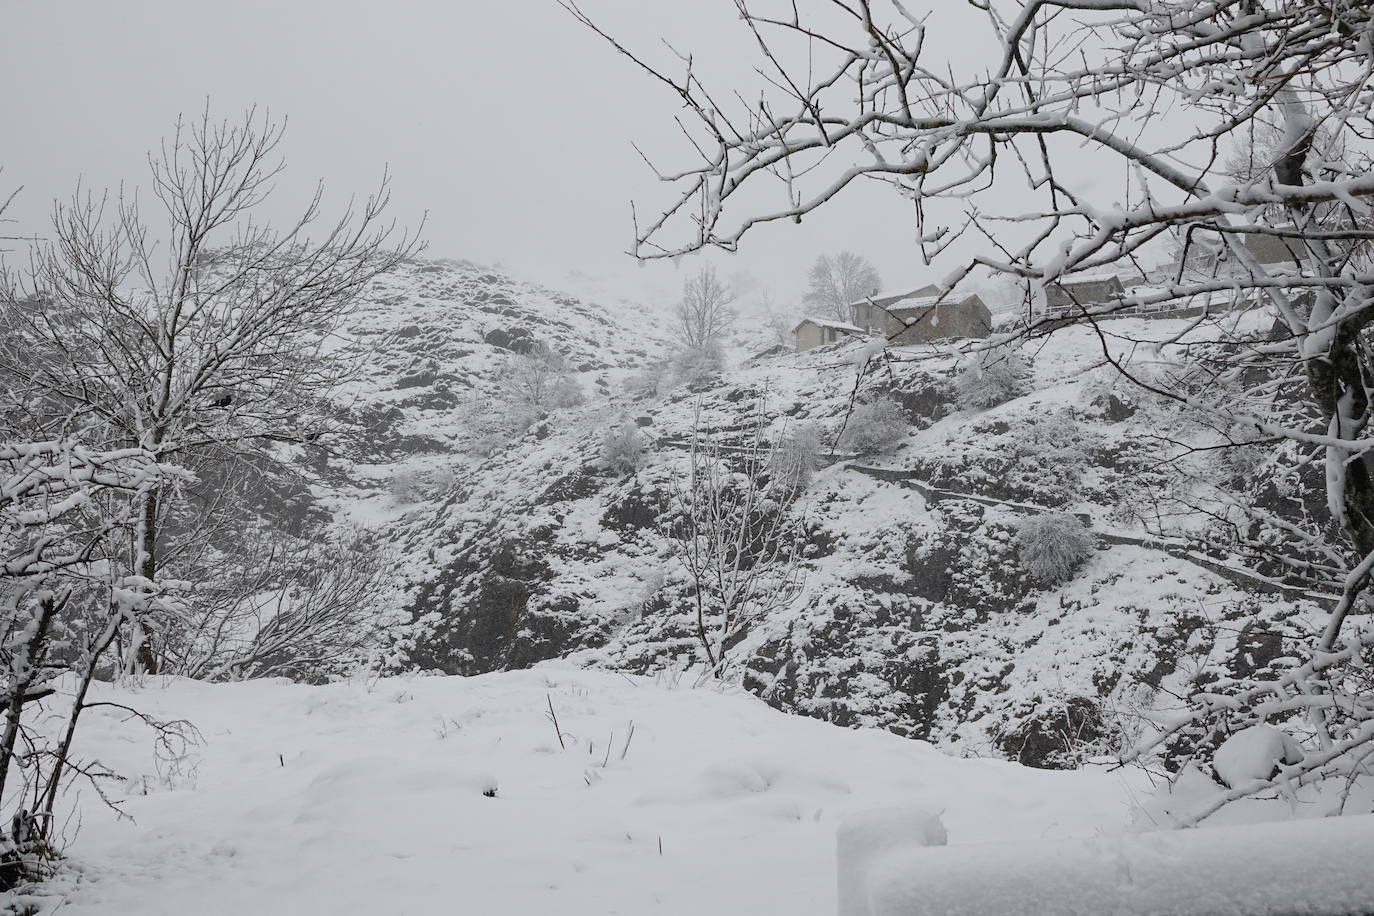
[601,485,663,533]
[538,469,605,505]
[408,526,611,675]
[484,326,538,354]
[1232,615,1289,679]
[888,380,952,428]
[745,588,949,740]
[995,696,1107,769]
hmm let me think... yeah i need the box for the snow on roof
[794,316,864,333]
[847,284,942,307]
[1053,272,1123,287]
[888,292,984,312]
[889,295,942,310]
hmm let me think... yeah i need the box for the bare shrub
[955,346,1032,410]
[667,409,806,677]
[623,361,670,400]
[460,344,586,456]
[388,465,458,503]
[1014,513,1094,585]
[502,343,584,415]
[161,530,400,683]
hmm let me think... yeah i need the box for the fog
[1,2,1089,309]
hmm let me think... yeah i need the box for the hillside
[352,269,1329,771]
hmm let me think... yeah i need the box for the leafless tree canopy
[674,264,737,349]
[0,106,420,673]
[803,251,881,322]
[667,406,806,677]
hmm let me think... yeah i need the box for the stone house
[1044,274,1126,316]
[793,316,865,352]
[849,286,993,344]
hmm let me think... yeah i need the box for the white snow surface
[19,669,1139,915]
[1212,725,1304,790]
[846,814,1374,916]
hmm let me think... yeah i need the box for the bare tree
[0,106,419,672]
[570,0,1374,821]
[675,264,736,349]
[667,407,806,677]
[757,288,799,348]
[803,252,881,322]
[0,429,186,883]
[162,530,399,683]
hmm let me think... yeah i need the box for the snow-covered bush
[500,343,584,415]
[623,361,670,399]
[669,340,725,388]
[1010,414,1090,506]
[459,345,586,457]
[769,423,824,491]
[840,397,907,455]
[388,466,459,503]
[601,422,645,475]
[954,345,1031,410]
[1013,512,1093,585]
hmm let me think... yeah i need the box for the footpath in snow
[18,669,1139,915]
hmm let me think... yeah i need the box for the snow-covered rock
[1213,725,1305,789]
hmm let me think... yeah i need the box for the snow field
[24,669,1139,915]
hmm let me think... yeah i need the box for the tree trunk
[132,486,160,675]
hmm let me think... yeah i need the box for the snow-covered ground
[20,669,1142,915]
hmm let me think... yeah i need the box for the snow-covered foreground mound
[28,670,1139,915]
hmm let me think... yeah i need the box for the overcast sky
[1,2,1149,310]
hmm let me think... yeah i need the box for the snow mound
[1213,725,1304,789]
[844,815,1374,916]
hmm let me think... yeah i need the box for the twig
[545,694,565,750]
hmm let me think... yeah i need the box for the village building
[1044,274,1127,316]
[792,316,865,351]
[848,286,993,345]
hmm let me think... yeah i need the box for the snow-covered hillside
[370,290,1331,771]
[19,670,1140,915]
[314,257,676,527]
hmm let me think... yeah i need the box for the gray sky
[2,2,1166,313]
[0,1,957,309]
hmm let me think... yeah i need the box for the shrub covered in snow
[499,342,584,416]
[1014,512,1093,584]
[954,345,1031,410]
[769,423,825,491]
[389,466,458,503]
[840,397,907,455]
[601,421,645,475]
[669,340,726,388]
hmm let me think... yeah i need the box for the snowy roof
[888,292,987,313]
[1054,272,1123,287]
[848,284,942,308]
[794,316,864,333]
